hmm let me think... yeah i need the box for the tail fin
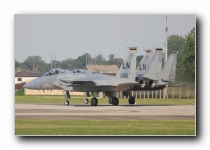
[161,51,178,83]
[136,49,153,79]
[143,48,163,80]
[116,47,137,80]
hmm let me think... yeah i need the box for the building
[15,70,43,91]
[15,70,43,84]
[85,65,118,76]
[15,65,118,96]
[15,70,83,96]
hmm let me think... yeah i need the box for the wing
[58,78,96,86]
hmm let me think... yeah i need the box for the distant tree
[95,54,106,65]
[167,34,185,75]
[15,60,21,71]
[181,27,195,82]
[114,58,123,68]
[60,58,76,69]
[76,53,88,68]
[168,35,185,55]
[22,56,47,72]
[169,28,195,83]
[108,54,115,65]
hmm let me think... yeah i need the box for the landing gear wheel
[128,96,135,104]
[112,97,119,106]
[91,97,98,106]
[84,99,89,104]
[64,100,69,106]
[109,97,113,104]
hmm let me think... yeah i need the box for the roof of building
[85,65,118,75]
[15,70,43,77]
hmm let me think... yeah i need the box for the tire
[109,97,113,104]
[84,99,89,104]
[128,96,135,104]
[112,97,119,106]
[91,97,98,106]
[64,100,69,106]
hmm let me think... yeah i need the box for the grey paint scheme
[23,48,139,92]
[23,48,179,93]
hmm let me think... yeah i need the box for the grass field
[15,120,195,135]
[15,95,195,136]
[15,95,195,105]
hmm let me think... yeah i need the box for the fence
[24,86,195,99]
[113,86,195,99]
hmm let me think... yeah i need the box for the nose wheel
[64,100,69,106]
[84,99,89,104]
[63,91,70,106]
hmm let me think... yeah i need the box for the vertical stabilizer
[161,51,178,83]
[143,48,163,80]
[116,47,137,80]
[136,49,153,79]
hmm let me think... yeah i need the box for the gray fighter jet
[23,47,179,106]
[134,49,179,91]
[24,47,139,106]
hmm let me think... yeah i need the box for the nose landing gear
[63,91,70,106]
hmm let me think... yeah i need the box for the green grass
[15,96,195,136]
[15,88,25,96]
[15,95,195,105]
[15,120,195,135]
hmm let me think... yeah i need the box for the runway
[15,104,195,120]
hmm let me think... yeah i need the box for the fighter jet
[133,48,166,89]
[133,49,179,91]
[23,47,139,106]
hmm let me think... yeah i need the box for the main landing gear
[109,96,135,105]
[64,91,70,106]
[63,91,135,106]
[108,97,119,106]
[83,97,98,106]
[83,92,98,106]
[128,96,135,104]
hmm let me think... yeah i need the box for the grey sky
[14,14,195,63]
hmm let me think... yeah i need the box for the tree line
[15,53,142,73]
[167,27,195,83]
[15,27,195,83]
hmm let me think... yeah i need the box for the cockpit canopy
[44,68,68,76]
[72,69,86,74]
[43,68,88,76]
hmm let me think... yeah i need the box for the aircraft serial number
[120,73,128,78]
[137,74,143,78]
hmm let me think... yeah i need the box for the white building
[15,70,43,84]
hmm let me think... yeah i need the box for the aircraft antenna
[86,53,87,65]
[51,53,53,69]
[163,17,169,99]
[33,54,34,71]
[54,52,56,68]
[164,17,168,63]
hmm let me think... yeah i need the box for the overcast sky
[14,14,195,63]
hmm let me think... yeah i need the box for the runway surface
[15,104,195,120]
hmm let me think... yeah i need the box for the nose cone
[23,81,36,89]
